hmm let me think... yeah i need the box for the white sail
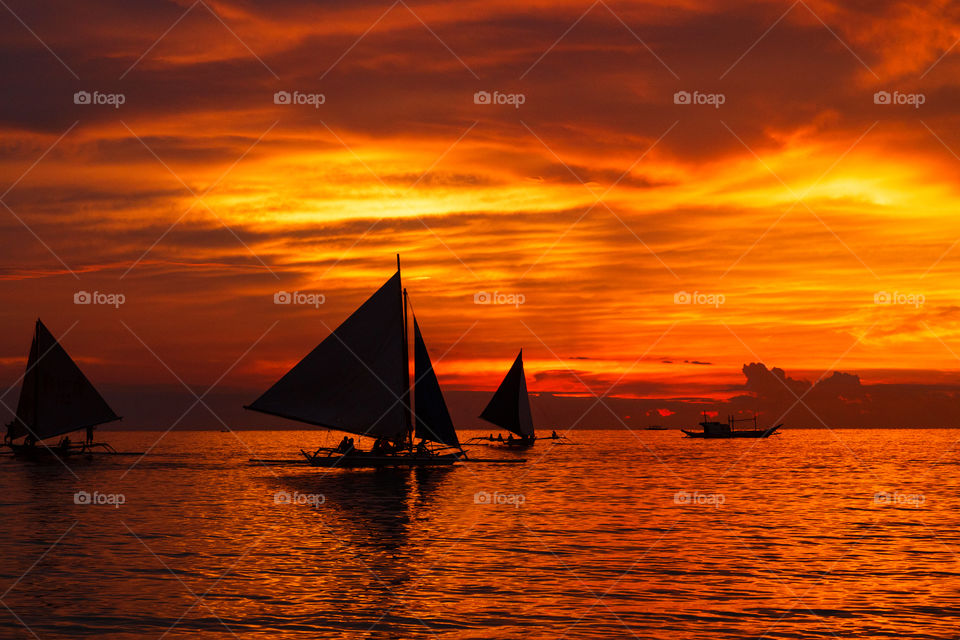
[11,319,120,441]
[245,272,409,442]
[479,350,534,437]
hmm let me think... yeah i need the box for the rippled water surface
[1,429,959,639]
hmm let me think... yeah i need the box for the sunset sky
[3,0,960,427]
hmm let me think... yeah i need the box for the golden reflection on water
[1,429,958,639]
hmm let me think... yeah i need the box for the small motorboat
[682,413,782,439]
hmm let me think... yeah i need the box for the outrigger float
[2,319,133,460]
[246,256,494,468]
[682,413,782,439]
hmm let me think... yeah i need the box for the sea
[0,428,958,639]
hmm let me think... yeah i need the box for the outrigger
[245,256,466,468]
[681,413,782,439]
[3,319,123,460]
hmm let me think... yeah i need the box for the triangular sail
[11,320,120,441]
[245,272,409,442]
[413,317,459,448]
[479,350,534,438]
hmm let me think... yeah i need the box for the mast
[399,255,413,449]
[31,319,39,440]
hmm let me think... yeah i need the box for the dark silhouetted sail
[413,317,459,448]
[479,350,534,437]
[11,320,120,441]
[245,272,408,442]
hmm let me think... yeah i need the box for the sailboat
[244,257,465,468]
[476,350,538,448]
[3,319,122,458]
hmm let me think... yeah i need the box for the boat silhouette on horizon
[3,319,123,459]
[682,413,782,439]
[474,350,538,448]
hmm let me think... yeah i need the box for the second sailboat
[245,257,464,467]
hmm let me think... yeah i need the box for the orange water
[1,429,957,639]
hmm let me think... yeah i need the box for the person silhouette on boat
[551,430,558,439]
[3,422,12,445]
[59,435,71,451]
[415,439,429,455]
[24,434,36,447]
[507,434,514,443]
[497,433,503,441]
[85,425,94,446]
[373,437,393,455]
[337,436,355,454]
[488,433,493,441]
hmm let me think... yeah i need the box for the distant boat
[645,425,668,431]
[477,350,537,448]
[682,413,781,439]
[244,257,464,468]
[3,319,122,458]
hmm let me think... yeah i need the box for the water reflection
[1,429,960,638]
[276,466,456,551]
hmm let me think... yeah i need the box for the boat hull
[303,450,461,468]
[681,425,781,439]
